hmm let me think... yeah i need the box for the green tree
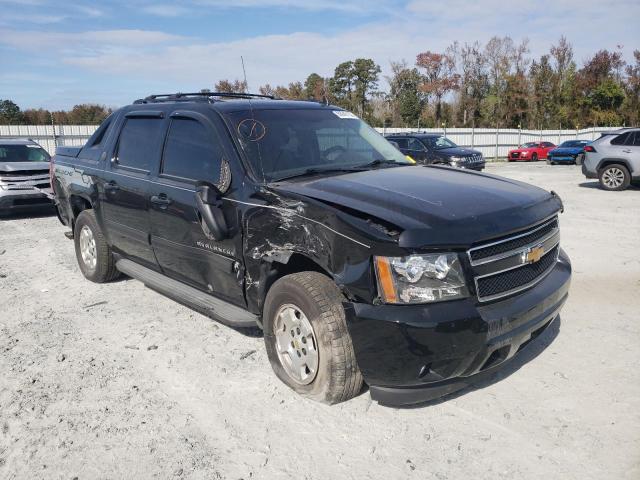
[0,99,24,124]
[387,60,423,126]
[330,61,356,110]
[304,73,325,101]
[352,58,381,119]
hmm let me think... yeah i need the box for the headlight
[521,151,529,156]
[374,253,469,304]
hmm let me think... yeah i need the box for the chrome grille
[0,170,50,191]
[467,216,560,302]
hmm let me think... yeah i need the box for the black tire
[598,164,631,191]
[74,209,120,283]
[531,153,538,162]
[263,272,363,404]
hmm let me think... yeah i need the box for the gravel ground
[0,163,638,480]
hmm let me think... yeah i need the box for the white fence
[0,124,621,159]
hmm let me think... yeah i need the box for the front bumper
[345,248,571,406]
[0,186,54,212]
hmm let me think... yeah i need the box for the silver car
[0,139,53,213]
[582,128,640,191]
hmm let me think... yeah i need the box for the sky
[1,0,638,110]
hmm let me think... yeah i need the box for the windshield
[0,144,50,162]
[225,108,411,182]
[559,140,588,148]
[422,136,458,150]
[522,142,538,148]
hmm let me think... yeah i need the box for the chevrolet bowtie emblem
[523,245,545,264]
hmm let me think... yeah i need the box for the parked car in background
[582,128,640,191]
[0,138,53,214]
[384,133,484,170]
[508,141,556,162]
[547,140,590,165]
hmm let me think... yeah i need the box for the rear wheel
[599,164,630,191]
[74,210,120,282]
[263,272,363,404]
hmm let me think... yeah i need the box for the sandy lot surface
[1,163,638,480]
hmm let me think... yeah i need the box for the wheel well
[598,159,631,174]
[257,254,333,313]
[70,195,92,225]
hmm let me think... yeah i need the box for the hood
[436,147,482,157]
[0,161,50,172]
[550,147,583,155]
[272,166,562,248]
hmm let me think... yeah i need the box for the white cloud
[141,4,192,17]
[0,29,184,52]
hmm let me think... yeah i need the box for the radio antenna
[241,55,250,93]
[240,56,266,181]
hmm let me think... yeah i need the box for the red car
[508,141,556,162]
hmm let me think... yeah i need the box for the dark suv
[52,93,570,406]
[386,133,485,170]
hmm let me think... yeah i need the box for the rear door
[148,110,246,306]
[100,111,165,269]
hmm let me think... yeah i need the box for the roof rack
[133,92,278,104]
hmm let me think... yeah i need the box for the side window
[407,138,425,151]
[161,117,222,181]
[628,132,640,147]
[542,142,554,148]
[611,133,630,146]
[393,138,409,149]
[115,117,164,171]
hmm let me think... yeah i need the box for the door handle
[150,194,172,208]
[104,181,119,192]
[622,149,632,153]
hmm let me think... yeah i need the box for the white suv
[582,128,640,191]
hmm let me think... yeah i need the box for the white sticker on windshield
[333,110,358,119]
[26,145,41,148]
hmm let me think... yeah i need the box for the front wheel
[263,272,363,404]
[531,153,538,162]
[599,164,631,191]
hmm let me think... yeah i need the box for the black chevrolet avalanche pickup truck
[51,92,571,406]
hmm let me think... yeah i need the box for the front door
[100,111,165,269]
[148,111,245,307]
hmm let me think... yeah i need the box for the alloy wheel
[273,303,319,385]
[79,225,97,270]
[602,167,625,189]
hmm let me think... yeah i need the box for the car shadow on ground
[0,206,56,220]
[390,316,562,409]
[579,181,640,190]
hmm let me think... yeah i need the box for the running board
[116,259,259,328]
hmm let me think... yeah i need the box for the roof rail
[133,92,278,104]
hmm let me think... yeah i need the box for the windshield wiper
[352,159,405,169]
[272,166,365,182]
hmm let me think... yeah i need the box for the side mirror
[195,181,228,241]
